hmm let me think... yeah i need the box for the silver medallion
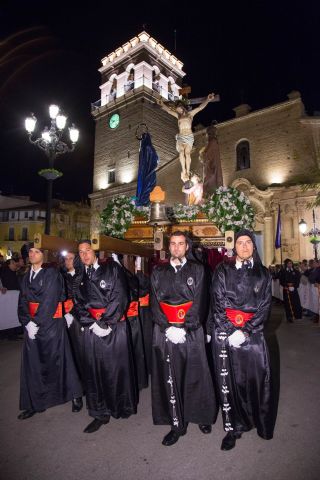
[187,277,194,286]
[100,280,107,289]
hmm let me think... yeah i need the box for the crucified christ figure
[157,93,215,182]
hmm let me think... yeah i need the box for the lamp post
[299,209,320,261]
[25,105,79,235]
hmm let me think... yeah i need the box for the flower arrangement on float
[201,186,255,233]
[100,195,149,239]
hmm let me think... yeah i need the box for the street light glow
[24,104,79,234]
[49,104,59,119]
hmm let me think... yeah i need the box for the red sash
[127,301,139,317]
[160,301,193,324]
[139,293,150,307]
[64,299,74,314]
[225,308,254,328]
[88,307,125,321]
[28,302,63,319]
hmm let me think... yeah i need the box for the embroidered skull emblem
[187,277,194,286]
[100,280,107,289]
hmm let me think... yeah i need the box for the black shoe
[18,410,36,420]
[198,424,212,434]
[83,417,110,433]
[17,409,45,420]
[162,428,187,446]
[221,432,242,451]
[72,397,83,412]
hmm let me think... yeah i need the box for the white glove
[288,287,294,292]
[206,334,211,343]
[64,313,74,328]
[228,330,246,348]
[135,256,142,271]
[165,326,186,344]
[25,321,39,340]
[89,322,112,337]
[111,253,121,265]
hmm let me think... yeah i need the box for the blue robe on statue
[135,132,158,206]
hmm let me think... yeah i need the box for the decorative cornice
[99,31,185,76]
[217,97,303,128]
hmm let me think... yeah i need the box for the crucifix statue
[157,90,218,182]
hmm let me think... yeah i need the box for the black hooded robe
[208,259,276,439]
[72,261,137,420]
[136,270,153,375]
[278,267,302,321]
[63,269,84,380]
[18,267,82,412]
[151,260,218,429]
[124,271,148,391]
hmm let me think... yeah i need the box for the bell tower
[90,31,186,211]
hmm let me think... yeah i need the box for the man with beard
[151,231,217,446]
[208,229,276,451]
[17,244,82,420]
[72,240,137,433]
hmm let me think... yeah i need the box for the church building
[89,32,320,265]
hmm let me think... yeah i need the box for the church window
[236,140,250,170]
[108,169,115,184]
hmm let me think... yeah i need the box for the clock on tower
[108,113,120,129]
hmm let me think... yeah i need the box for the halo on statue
[135,123,148,140]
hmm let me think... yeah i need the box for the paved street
[0,303,319,480]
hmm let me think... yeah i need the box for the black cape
[63,269,84,380]
[72,261,137,419]
[208,261,276,439]
[124,269,148,391]
[151,260,217,429]
[18,267,82,412]
[136,271,153,375]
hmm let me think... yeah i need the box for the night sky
[1,0,320,202]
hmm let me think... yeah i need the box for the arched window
[236,140,250,170]
[125,68,135,92]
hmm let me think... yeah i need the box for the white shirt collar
[30,266,42,280]
[170,256,187,272]
[85,259,99,272]
[67,269,75,276]
[235,258,254,270]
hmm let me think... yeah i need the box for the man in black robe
[278,258,302,322]
[112,253,148,391]
[73,240,137,433]
[61,251,84,412]
[18,244,82,420]
[208,229,276,451]
[151,230,217,446]
[135,256,153,376]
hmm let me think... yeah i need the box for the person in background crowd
[279,258,302,323]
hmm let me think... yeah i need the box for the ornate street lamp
[299,210,320,261]
[25,105,79,235]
